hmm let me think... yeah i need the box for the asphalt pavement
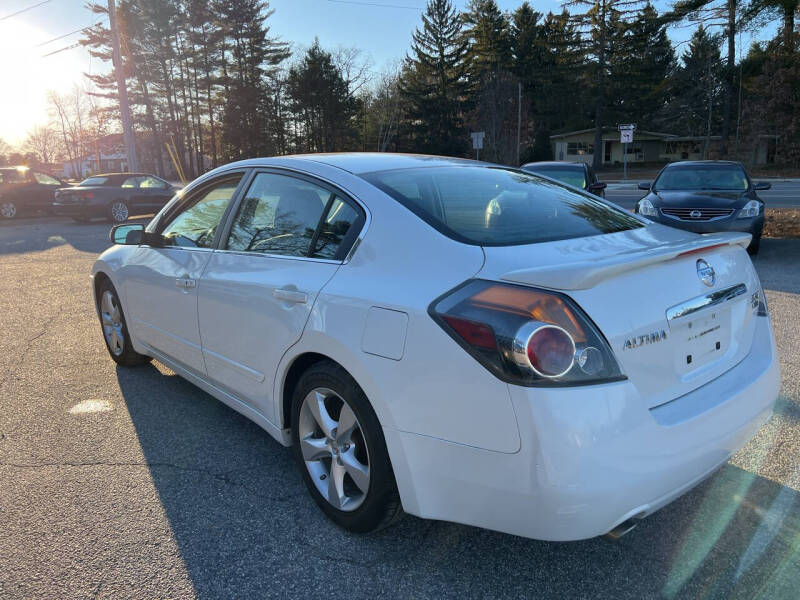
[605,180,800,210]
[1,217,800,599]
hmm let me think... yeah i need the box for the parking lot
[1,216,799,599]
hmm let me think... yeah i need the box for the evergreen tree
[608,4,676,128]
[399,0,471,156]
[661,26,724,148]
[463,0,517,163]
[287,40,358,152]
[564,0,648,169]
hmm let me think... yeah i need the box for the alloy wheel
[100,290,125,356]
[298,387,371,511]
[111,202,129,222]
[1,201,17,219]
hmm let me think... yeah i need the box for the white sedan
[92,154,780,541]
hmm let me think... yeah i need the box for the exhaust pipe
[603,518,638,541]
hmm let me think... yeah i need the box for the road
[605,180,800,210]
[1,217,800,599]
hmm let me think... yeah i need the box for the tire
[96,279,151,366]
[747,234,761,256]
[291,361,403,533]
[108,200,129,223]
[1,199,17,219]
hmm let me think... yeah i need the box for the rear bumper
[385,316,779,541]
[51,202,103,217]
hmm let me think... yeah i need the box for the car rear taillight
[79,192,94,199]
[430,280,624,386]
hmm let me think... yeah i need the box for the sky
[0,0,778,146]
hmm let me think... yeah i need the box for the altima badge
[623,330,667,351]
[696,259,715,287]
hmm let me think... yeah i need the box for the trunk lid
[478,224,761,408]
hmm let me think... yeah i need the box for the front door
[604,141,612,164]
[121,173,245,374]
[197,171,365,421]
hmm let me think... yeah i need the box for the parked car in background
[521,161,607,197]
[91,153,778,541]
[0,166,66,219]
[52,173,176,223]
[635,161,770,255]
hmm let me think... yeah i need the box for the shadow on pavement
[0,216,152,255]
[116,362,800,599]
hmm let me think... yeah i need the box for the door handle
[175,277,196,290]
[273,288,308,304]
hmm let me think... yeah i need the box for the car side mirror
[590,182,607,191]
[637,181,651,191]
[754,181,771,191]
[110,223,144,245]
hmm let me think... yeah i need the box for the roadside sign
[618,124,636,180]
[471,131,485,160]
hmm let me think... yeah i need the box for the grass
[764,208,800,238]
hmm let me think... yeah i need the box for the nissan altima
[635,161,771,255]
[92,154,780,541]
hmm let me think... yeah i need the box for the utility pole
[108,0,137,172]
[516,82,521,166]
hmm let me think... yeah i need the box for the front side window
[160,174,243,248]
[34,172,61,185]
[226,172,360,259]
[654,164,749,191]
[363,166,642,246]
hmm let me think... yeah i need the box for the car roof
[522,161,585,169]
[86,173,159,178]
[663,160,743,168]
[217,153,484,176]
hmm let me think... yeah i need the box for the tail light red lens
[430,280,624,387]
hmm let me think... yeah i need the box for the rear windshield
[524,166,587,189]
[362,166,642,246]
[655,164,749,191]
[79,176,110,186]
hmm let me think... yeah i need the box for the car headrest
[275,189,324,230]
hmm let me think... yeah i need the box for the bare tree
[24,125,60,165]
[333,46,374,97]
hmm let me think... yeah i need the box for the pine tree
[399,0,471,157]
[462,0,517,163]
[662,26,724,147]
[564,0,648,169]
[287,40,358,153]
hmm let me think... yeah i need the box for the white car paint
[92,153,780,541]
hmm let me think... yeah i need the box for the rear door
[121,172,246,374]
[197,170,365,421]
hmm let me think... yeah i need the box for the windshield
[524,166,586,189]
[654,164,749,191]
[79,176,109,186]
[362,166,642,246]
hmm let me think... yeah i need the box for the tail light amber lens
[430,280,624,387]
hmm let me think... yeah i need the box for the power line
[325,0,422,10]
[36,20,106,47]
[0,0,51,21]
[41,41,80,57]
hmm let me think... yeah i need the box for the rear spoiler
[499,232,752,291]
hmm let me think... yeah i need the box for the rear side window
[362,166,642,246]
[226,172,363,260]
[80,176,109,186]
